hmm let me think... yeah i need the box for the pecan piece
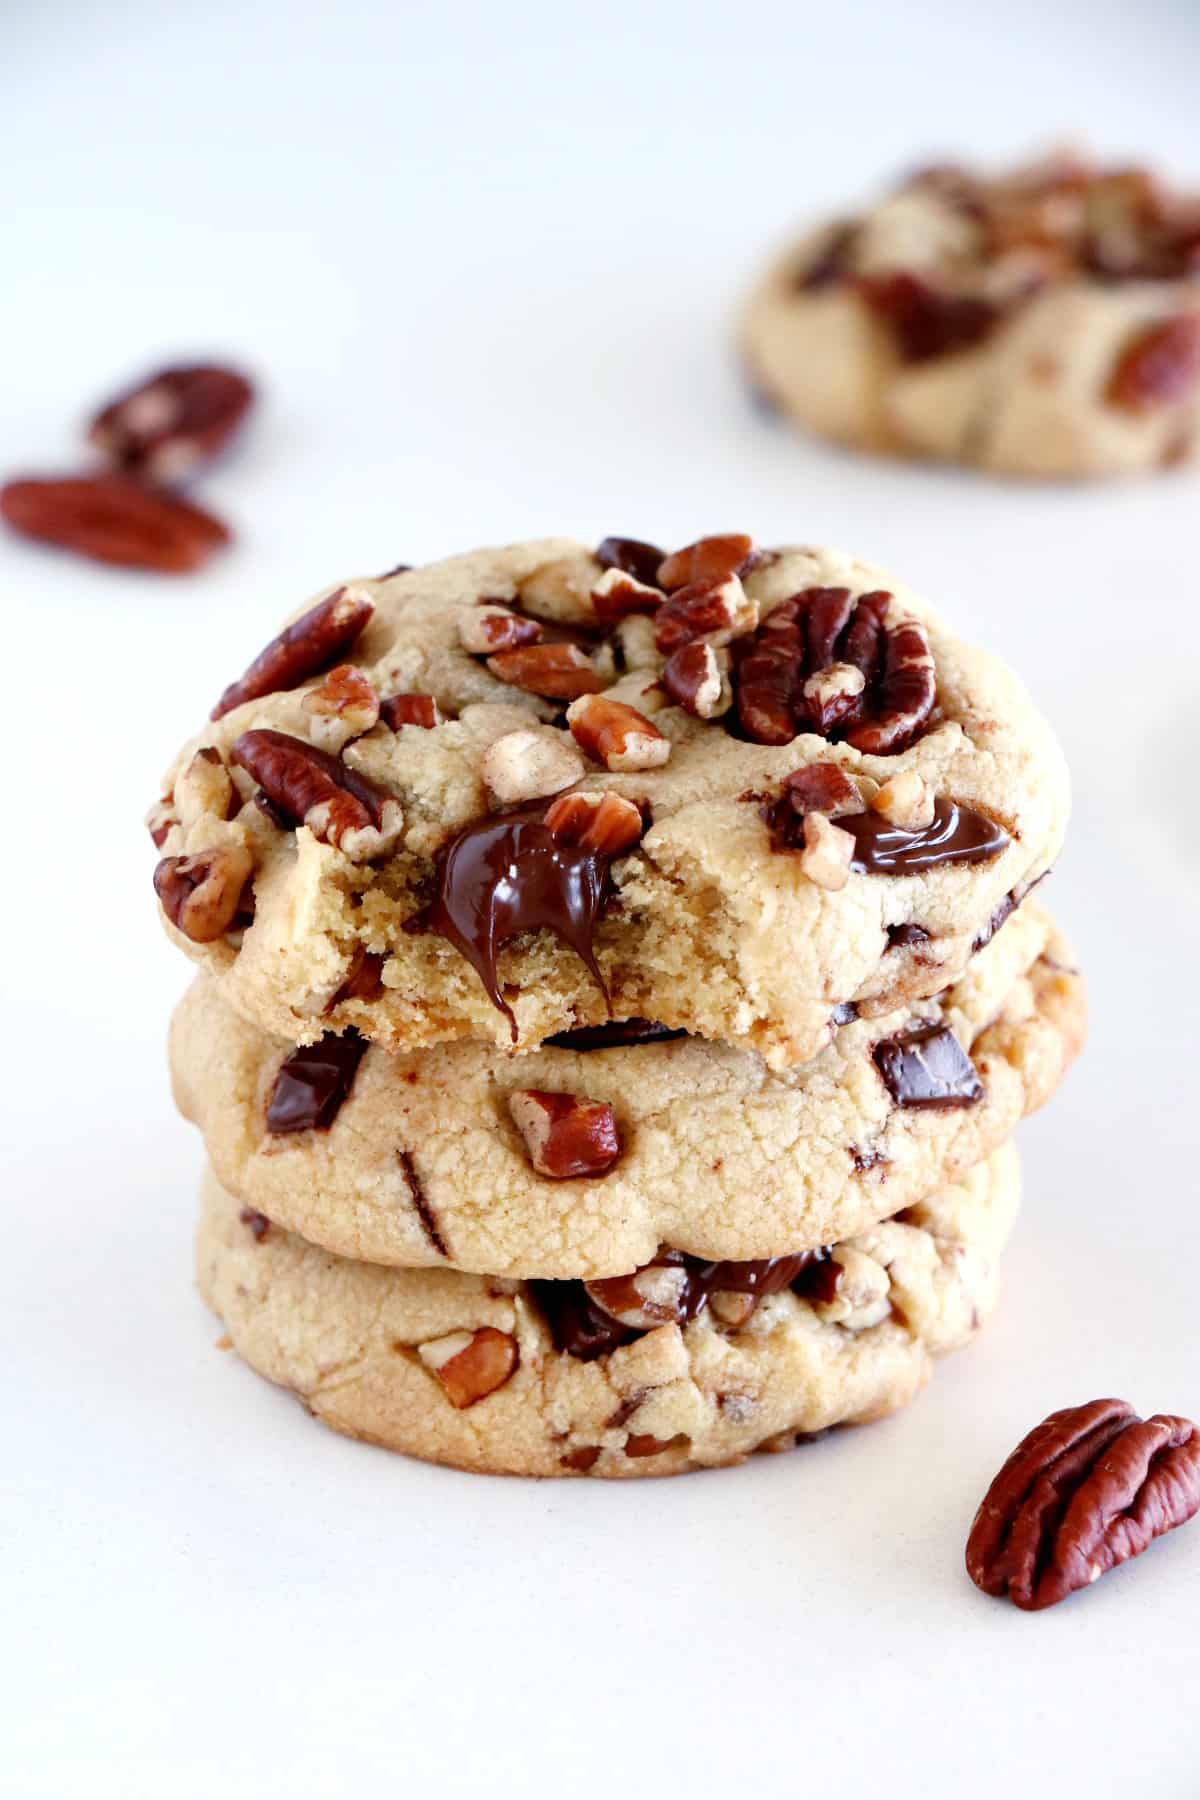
[566,693,671,772]
[458,605,542,654]
[658,533,755,590]
[212,587,374,720]
[481,728,584,802]
[0,474,229,572]
[762,763,864,849]
[509,1090,622,1178]
[154,843,253,942]
[543,790,644,855]
[380,692,441,730]
[88,363,254,483]
[966,1399,1200,1611]
[585,1259,692,1330]
[845,616,936,755]
[653,576,758,655]
[174,746,235,829]
[231,729,402,860]
[146,798,180,850]
[486,642,601,699]
[418,1328,519,1409]
[1106,315,1200,413]
[590,567,664,622]
[660,640,731,718]
[858,271,1000,362]
[301,664,380,748]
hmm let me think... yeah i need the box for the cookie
[149,535,1067,1069]
[172,899,1081,1277]
[196,1140,1020,1478]
[743,152,1200,477]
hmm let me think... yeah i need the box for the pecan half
[154,843,253,942]
[858,271,1000,362]
[566,693,671,772]
[658,533,755,590]
[88,363,254,483]
[733,588,935,755]
[301,664,380,749]
[509,1089,622,1178]
[486,642,601,699]
[212,587,374,720]
[543,790,644,855]
[1106,315,1200,413]
[418,1328,519,1409]
[380,692,441,730]
[232,729,402,860]
[0,475,230,572]
[966,1399,1200,1611]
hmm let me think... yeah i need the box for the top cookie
[743,151,1200,477]
[149,533,1067,1068]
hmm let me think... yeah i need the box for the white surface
[3,3,1199,1795]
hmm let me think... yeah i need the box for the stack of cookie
[151,533,1084,1477]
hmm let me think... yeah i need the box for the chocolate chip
[544,1018,687,1051]
[596,536,667,587]
[265,1032,367,1133]
[874,1025,983,1109]
[530,1281,640,1361]
[887,922,930,948]
[238,1207,271,1242]
[398,1148,449,1259]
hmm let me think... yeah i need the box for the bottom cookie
[197,1143,1020,1478]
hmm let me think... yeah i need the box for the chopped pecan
[660,641,731,718]
[480,728,584,803]
[596,535,667,586]
[146,798,180,850]
[565,693,671,772]
[458,605,543,654]
[301,664,380,748]
[174,746,235,829]
[585,1260,692,1330]
[966,1398,1200,1611]
[0,474,230,572]
[232,729,402,860]
[509,1089,622,1178]
[733,588,934,755]
[487,642,601,699]
[418,1328,519,1409]
[1106,315,1200,412]
[762,763,864,849]
[88,363,254,483]
[212,586,374,720]
[658,533,755,590]
[380,692,441,730]
[154,843,253,942]
[870,769,935,830]
[799,813,855,890]
[590,567,664,622]
[543,790,644,855]
[858,271,1000,362]
[653,576,758,655]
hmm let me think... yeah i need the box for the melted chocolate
[424,807,615,1039]
[531,1282,639,1361]
[265,1032,367,1133]
[544,1018,687,1052]
[842,799,1008,875]
[874,1024,983,1109]
[887,922,930,948]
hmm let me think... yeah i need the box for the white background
[3,2,1199,1795]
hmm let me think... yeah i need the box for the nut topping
[870,769,936,831]
[146,798,180,851]
[508,1089,623,1178]
[653,575,758,654]
[799,813,855,891]
[301,664,380,750]
[418,1327,519,1409]
[543,790,644,855]
[380,692,441,730]
[966,1398,1200,1611]
[658,533,755,590]
[858,271,1000,363]
[590,567,664,623]
[1106,314,1200,412]
[154,843,253,942]
[584,1262,692,1330]
[232,728,402,861]
[458,605,543,654]
[212,586,374,720]
[486,642,602,700]
[481,728,585,803]
[565,693,671,772]
[0,475,230,573]
[88,363,254,483]
[660,641,732,718]
[174,746,235,830]
[762,763,865,850]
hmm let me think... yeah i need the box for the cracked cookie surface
[196,1141,1020,1478]
[151,536,1067,1069]
[743,152,1200,477]
[172,900,1082,1277]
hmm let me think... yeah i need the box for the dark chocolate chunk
[595,536,666,588]
[887,922,930,948]
[874,1025,983,1109]
[399,1149,448,1258]
[530,1281,640,1361]
[544,1018,687,1052]
[265,1032,367,1133]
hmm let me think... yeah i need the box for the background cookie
[150,537,1068,1069]
[196,1142,1020,1478]
[743,152,1200,477]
